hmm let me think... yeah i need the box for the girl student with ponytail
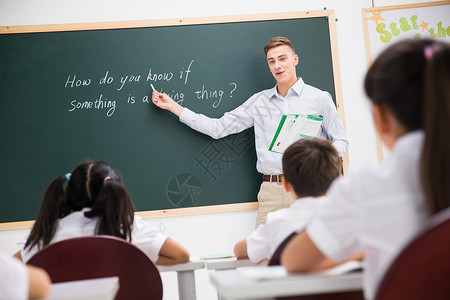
[281,39,450,300]
[15,161,190,266]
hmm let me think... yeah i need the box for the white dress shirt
[21,208,168,263]
[180,78,348,174]
[246,196,324,263]
[0,252,28,300]
[307,131,427,300]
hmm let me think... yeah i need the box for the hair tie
[104,176,111,182]
[424,45,433,60]
[424,43,439,61]
[65,173,71,181]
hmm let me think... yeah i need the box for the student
[281,39,450,300]
[0,252,51,300]
[15,161,190,266]
[233,138,341,264]
[152,36,348,227]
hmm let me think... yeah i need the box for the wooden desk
[209,266,363,300]
[47,277,119,300]
[158,260,205,300]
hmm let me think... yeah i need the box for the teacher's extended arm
[151,90,255,139]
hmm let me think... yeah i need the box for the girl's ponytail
[24,174,69,250]
[421,42,450,215]
[85,177,135,241]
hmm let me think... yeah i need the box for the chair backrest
[375,207,450,300]
[269,231,296,266]
[27,235,163,300]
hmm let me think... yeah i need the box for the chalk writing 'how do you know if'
[63,60,195,117]
[64,60,194,90]
[62,59,239,117]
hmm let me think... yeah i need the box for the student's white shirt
[179,78,348,174]
[307,131,427,300]
[21,208,168,263]
[246,196,325,263]
[0,252,28,300]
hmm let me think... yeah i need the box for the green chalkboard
[0,13,338,223]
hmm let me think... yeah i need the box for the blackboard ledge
[135,202,258,219]
[0,202,258,231]
[0,10,334,34]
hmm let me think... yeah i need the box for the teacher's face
[266,45,298,87]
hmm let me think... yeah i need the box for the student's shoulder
[330,161,396,202]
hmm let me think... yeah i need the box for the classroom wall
[0,0,436,299]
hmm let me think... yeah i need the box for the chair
[269,231,296,266]
[27,235,163,300]
[375,207,450,300]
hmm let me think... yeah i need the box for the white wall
[0,0,437,299]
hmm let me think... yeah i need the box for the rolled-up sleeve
[246,223,271,263]
[131,216,168,262]
[306,177,361,262]
[318,92,349,157]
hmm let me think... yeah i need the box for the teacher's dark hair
[25,161,135,251]
[364,39,450,215]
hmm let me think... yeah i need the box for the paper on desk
[239,260,363,281]
[313,260,363,276]
[269,114,323,154]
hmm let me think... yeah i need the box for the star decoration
[419,20,430,32]
[368,10,386,26]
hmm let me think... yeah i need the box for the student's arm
[155,238,190,265]
[27,265,52,299]
[310,251,365,271]
[233,239,249,259]
[152,92,184,116]
[282,230,365,272]
[281,230,328,272]
[13,250,23,262]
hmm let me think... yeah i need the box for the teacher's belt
[262,174,283,183]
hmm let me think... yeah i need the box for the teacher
[152,36,348,227]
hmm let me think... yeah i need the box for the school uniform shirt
[306,131,427,300]
[0,252,28,300]
[21,208,168,263]
[246,196,325,263]
[179,78,348,175]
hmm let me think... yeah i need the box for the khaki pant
[255,181,294,228]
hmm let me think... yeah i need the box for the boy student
[233,138,341,264]
[281,39,450,300]
[152,37,348,227]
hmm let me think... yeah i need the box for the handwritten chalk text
[65,75,91,88]
[68,94,116,117]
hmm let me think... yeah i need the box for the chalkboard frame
[0,9,346,230]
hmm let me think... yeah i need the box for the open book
[269,114,323,154]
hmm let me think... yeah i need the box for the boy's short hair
[264,37,295,55]
[282,138,341,197]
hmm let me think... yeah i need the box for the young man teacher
[152,37,348,227]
